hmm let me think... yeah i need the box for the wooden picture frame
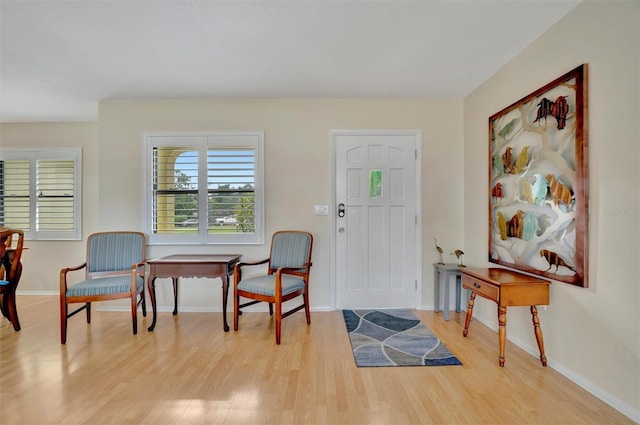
[488,64,588,287]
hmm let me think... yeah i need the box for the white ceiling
[0,0,580,123]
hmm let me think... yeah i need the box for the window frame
[143,132,265,245]
[0,147,82,241]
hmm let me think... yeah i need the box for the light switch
[314,205,329,216]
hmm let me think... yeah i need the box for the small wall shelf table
[433,263,466,321]
[462,267,550,367]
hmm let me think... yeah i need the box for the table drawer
[462,274,499,302]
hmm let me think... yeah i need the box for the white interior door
[333,130,420,309]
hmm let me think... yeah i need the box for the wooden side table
[462,267,550,367]
[146,254,241,332]
[433,263,466,321]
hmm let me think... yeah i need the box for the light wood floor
[0,296,632,425]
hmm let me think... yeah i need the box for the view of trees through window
[147,132,263,244]
[153,146,256,234]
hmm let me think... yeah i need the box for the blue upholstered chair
[59,231,147,344]
[233,230,313,344]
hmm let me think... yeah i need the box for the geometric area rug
[342,309,463,367]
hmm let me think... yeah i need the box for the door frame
[330,129,422,310]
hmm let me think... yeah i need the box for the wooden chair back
[0,228,25,331]
[0,228,25,284]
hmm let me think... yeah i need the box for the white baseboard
[16,290,58,296]
[469,313,639,424]
[98,305,333,313]
[419,303,638,422]
[18,291,333,312]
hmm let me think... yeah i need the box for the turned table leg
[530,305,547,366]
[147,276,158,331]
[221,274,230,332]
[463,292,476,337]
[498,305,507,367]
[172,277,179,315]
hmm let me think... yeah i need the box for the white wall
[463,1,639,420]
[1,99,464,309]
[0,122,99,292]
[97,98,464,311]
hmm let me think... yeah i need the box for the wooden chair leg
[60,302,68,344]
[275,300,282,345]
[0,294,7,318]
[141,290,147,317]
[304,291,311,325]
[1,294,6,317]
[268,302,273,316]
[1,292,17,330]
[6,291,20,331]
[233,289,239,331]
[86,302,91,323]
[131,295,138,335]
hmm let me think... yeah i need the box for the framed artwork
[488,64,589,287]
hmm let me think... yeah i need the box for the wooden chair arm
[235,258,270,269]
[234,258,269,285]
[59,262,87,292]
[61,262,87,274]
[234,258,269,274]
[132,262,146,275]
[274,263,312,296]
[276,262,313,275]
[274,262,313,296]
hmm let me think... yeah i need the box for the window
[0,148,82,240]
[144,132,264,245]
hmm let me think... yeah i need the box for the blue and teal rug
[342,309,462,367]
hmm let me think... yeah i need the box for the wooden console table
[146,254,241,332]
[462,267,550,367]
